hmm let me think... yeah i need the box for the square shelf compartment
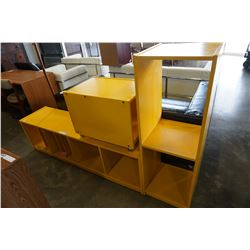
[66,138,104,175]
[146,162,193,207]
[21,123,46,150]
[100,149,140,191]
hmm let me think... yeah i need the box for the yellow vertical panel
[188,55,222,206]
[133,57,162,143]
[99,148,122,173]
[142,148,161,188]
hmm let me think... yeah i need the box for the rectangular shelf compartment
[21,123,46,150]
[143,119,201,161]
[66,138,104,175]
[146,162,193,208]
[100,148,140,191]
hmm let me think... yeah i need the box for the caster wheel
[243,60,250,70]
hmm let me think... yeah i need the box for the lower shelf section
[146,163,193,207]
[38,146,104,176]
[106,156,141,192]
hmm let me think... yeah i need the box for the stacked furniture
[20,43,224,207]
[61,54,109,77]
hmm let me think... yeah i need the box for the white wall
[23,43,40,64]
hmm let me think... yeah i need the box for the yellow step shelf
[20,106,141,192]
[19,43,224,207]
[143,119,201,161]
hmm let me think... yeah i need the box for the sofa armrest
[56,65,87,82]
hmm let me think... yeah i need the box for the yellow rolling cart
[20,42,224,207]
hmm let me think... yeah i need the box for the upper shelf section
[134,42,224,60]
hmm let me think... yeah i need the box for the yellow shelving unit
[133,42,224,207]
[20,107,142,192]
[20,43,224,207]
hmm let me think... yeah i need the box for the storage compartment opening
[39,129,71,157]
[21,124,46,150]
[67,138,104,174]
[100,148,140,190]
[161,153,194,171]
[146,162,193,207]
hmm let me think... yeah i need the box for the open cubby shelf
[103,153,140,191]
[146,163,193,208]
[20,109,141,191]
[143,119,201,161]
[100,148,140,191]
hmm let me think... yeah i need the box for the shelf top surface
[143,119,201,161]
[20,107,139,158]
[135,42,223,60]
[64,77,135,102]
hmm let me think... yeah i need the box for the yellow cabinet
[63,77,138,150]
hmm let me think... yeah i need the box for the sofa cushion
[122,62,134,74]
[57,65,87,82]
[109,66,124,74]
[162,98,190,113]
[59,73,89,91]
[162,65,210,80]
[45,64,66,75]
[162,81,208,125]
[61,56,101,65]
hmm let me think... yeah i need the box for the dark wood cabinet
[1,149,50,208]
[1,43,28,71]
[99,43,131,66]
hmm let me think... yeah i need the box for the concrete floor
[1,55,250,207]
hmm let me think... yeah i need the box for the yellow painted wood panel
[143,119,201,161]
[134,57,162,143]
[64,93,137,149]
[107,156,140,191]
[136,42,223,60]
[146,164,193,208]
[99,148,122,173]
[64,77,135,102]
[141,148,161,188]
